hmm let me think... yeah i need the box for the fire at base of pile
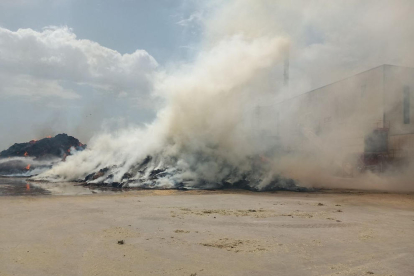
[79,155,309,192]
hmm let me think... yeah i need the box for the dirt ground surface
[1,188,414,276]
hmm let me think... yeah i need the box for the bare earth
[1,189,413,276]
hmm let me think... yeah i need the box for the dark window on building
[403,86,410,124]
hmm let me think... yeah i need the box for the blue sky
[0,0,200,61]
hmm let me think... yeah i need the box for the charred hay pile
[0,133,85,159]
[81,155,309,192]
[0,134,86,176]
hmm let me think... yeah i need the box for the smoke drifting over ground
[0,156,60,177]
[35,0,414,192]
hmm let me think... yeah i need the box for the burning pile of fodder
[80,155,309,192]
[32,29,308,192]
[0,134,86,176]
[0,133,85,159]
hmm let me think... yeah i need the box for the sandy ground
[1,189,414,276]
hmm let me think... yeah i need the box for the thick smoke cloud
[34,0,414,191]
[198,0,414,97]
[36,34,290,188]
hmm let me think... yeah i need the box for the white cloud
[0,26,158,100]
[0,74,80,100]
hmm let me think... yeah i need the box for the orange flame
[25,164,31,170]
[46,136,52,138]
[24,152,28,157]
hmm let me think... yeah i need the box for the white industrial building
[257,64,414,171]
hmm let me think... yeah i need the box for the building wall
[383,65,414,156]
[384,65,414,135]
[270,65,385,156]
[256,64,414,160]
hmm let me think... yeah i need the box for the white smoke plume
[36,32,291,189]
[35,0,414,192]
[0,156,61,177]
